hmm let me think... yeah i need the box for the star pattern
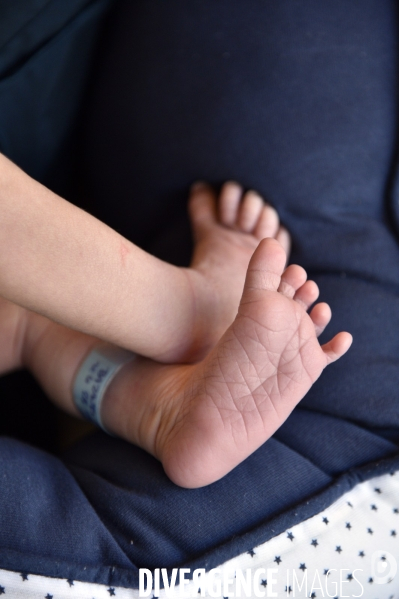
[0,471,395,599]
[285,585,292,594]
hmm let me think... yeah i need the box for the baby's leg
[0,155,288,366]
[101,239,351,487]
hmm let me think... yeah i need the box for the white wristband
[73,345,135,433]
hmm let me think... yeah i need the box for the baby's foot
[103,239,352,488]
[183,182,290,361]
[161,239,352,486]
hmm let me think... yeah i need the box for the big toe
[244,238,288,293]
[188,182,217,240]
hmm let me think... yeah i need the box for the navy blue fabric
[0,0,398,589]
[0,0,113,197]
[0,438,134,572]
[0,431,398,587]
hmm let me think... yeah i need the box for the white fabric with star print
[0,471,398,598]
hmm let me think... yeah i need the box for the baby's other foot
[185,182,290,360]
[159,238,352,487]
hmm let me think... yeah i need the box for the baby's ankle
[0,299,30,373]
[178,268,224,362]
[149,267,223,364]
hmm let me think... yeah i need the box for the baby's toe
[276,226,291,257]
[188,182,218,240]
[321,332,353,364]
[253,204,280,240]
[244,238,287,293]
[237,191,265,233]
[309,302,331,337]
[293,280,319,311]
[278,264,307,299]
[219,181,243,226]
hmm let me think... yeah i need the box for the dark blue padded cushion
[0,0,113,196]
[0,429,397,588]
